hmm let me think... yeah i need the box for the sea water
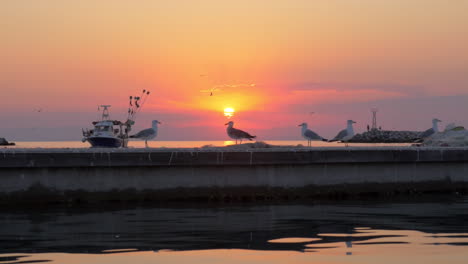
[1,197,467,264]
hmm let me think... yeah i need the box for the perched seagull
[130,120,161,148]
[330,120,356,142]
[225,121,256,144]
[419,118,442,138]
[298,122,328,147]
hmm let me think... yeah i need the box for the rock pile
[225,141,273,149]
[201,141,306,150]
[0,138,15,146]
[348,130,420,143]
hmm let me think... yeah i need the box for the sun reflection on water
[4,230,468,264]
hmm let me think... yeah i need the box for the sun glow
[224,107,235,119]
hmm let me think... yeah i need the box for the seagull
[330,120,356,142]
[225,121,256,144]
[298,122,328,147]
[419,118,442,138]
[130,120,161,148]
[200,87,221,96]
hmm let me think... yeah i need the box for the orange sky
[1,0,468,140]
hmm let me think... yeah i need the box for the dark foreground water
[1,196,468,264]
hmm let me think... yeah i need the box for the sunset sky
[1,0,467,141]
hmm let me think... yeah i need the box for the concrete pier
[1,147,467,203]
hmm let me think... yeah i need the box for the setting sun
[224,107,235,119]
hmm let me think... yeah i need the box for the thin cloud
[275,88,406,106]
[213,83,257,89]
[291,82,425,96]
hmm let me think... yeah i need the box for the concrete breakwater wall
[1,147,467,202]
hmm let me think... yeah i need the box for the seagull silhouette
[225,121,256,144]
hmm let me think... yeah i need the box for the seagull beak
[225,123,229,125]
[353,121,357,124]
[158,121,162,124]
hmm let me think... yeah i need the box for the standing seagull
[225,121,256,144]
[330,120,356,142]
[419,118,442,138]
[130,120,161,148]
[298,123,328,147]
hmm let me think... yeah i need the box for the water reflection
[1,197,468,263]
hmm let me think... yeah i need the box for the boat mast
[100,105,111,121]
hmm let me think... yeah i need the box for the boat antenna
[139,89,146,101]
[126,89,151,123]
[127,96,134,120]
[134,90,150,117]
[131,96,140,120]
[138,90,151,112]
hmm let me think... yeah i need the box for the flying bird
[298,122,328,147]
[130,120,161,148]
[200,86,221,96]
[225,121,256,144]
[330,120,356,142]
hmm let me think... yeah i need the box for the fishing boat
[82,105,127,148]
[82,90,150,148]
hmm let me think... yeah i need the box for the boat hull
[87,137,122,148]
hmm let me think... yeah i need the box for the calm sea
[1,197,467,263]
[5,140,410,149]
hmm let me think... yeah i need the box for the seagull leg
[145,140,148,148]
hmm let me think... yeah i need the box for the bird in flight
[200,86,221,96]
